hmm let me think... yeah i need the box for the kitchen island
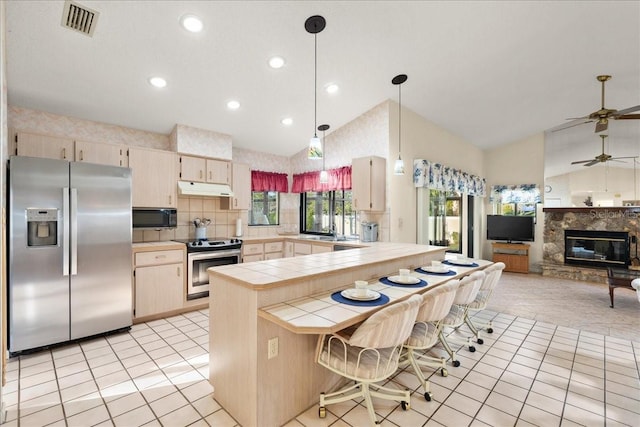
[208,243,452,426]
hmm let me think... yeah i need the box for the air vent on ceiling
[61,1,99,37]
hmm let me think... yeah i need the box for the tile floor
[2,274,640,427]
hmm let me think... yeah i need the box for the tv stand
[492,242,529,273]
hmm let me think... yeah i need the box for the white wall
[483,132,545,270]
[1,0,7,414]
[388,100,484,246]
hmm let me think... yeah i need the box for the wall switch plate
[268,337,278,359]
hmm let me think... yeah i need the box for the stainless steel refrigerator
[8,156,133,354]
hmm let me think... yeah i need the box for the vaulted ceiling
[5,1,640,158]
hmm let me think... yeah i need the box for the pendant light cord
[398,84,402,158]
[314,34,318,138]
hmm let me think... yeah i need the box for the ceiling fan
[555,75,640,133]
[571,134,637,167]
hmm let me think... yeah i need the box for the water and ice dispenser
[26,208,58,247]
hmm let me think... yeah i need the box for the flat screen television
[486,215,535,242]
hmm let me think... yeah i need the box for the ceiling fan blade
[549,117,592,132]
[612,105,640,116]
[584,159,600,167]
[609,156,638,161]
[594,119,608,133]
[571,159,593,165]
[615,114,640,120]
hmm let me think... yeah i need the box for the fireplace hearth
[564,229,630,268]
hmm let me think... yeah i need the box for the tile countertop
[209,242,447,290]
[236,234,365,247]
[259,258,493,334]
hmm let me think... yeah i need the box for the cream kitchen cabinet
[264,241,283,260]
[312,244,332,254]
[129,147,177,208]
[14,131,74,160]
[179,155,207,182]
[179,155,231,185]
[242,243,264,262]
[352,156,386,211]
[293,242,312,256]
[133,249,184,319]
[75,140,128,167]
[221,162,251,210]
[207,158,231,184]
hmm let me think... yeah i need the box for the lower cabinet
[133,248,185,318]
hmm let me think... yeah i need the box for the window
[249,191,279,225]
[428,189,462,253]
[300,190,355,236]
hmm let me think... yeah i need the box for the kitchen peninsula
[208,242,488,426]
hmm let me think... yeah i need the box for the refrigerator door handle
[70,188,78,276]
[63,187,70,276]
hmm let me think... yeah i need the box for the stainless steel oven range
[174,238,242,300]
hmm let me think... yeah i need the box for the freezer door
[70,162,133,339]
[8,156,71,352]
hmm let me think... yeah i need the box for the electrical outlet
[268,337,278,359]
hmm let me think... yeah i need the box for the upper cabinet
[352,156,386,211]
[75,140,128,167]
[13,132,127,167]
[14,132,74,161]
[207,159,231,184]
[129,147,177,208]
[179,155,231,184]
[221,162,251,210]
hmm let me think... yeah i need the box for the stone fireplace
[543,207,639,283]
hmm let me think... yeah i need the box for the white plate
[422,266,451,274]
[387,275,421,285]
[341,289,381,301]
[448,259,475,266]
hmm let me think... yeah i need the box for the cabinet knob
[177,266,181,277]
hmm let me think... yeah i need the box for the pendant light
[318,124,330,183]
[392,74,408,175]
[305,15,326,159]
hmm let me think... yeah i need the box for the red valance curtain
[251,170,289,193]
[291,166,352,193]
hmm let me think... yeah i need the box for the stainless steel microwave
[132,208,177,229]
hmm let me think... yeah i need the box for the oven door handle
[188,249,241,261]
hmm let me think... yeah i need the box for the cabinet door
[207,159,231,184]
[180,155,206,182]
[226,162,251,210]
[351,156,385,211]
[312,244,332,254]
[76,140,127,167]
[135,263,183,317]
[15,132,74,160]
[129,147,177,207]
[294,242,312,256]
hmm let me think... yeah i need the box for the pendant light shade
[306,15,326,159]
[392,74,408,175]
[318,124,330,183]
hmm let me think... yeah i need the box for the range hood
[177,181,234,197]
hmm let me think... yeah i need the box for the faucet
[330,221,337,239]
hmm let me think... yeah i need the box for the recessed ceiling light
[227,100,240,110]
[325,83,339,94]
[281,117,293,126]
[268,56,286,69]
[148,77,167,88]
[180,14,203,33]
